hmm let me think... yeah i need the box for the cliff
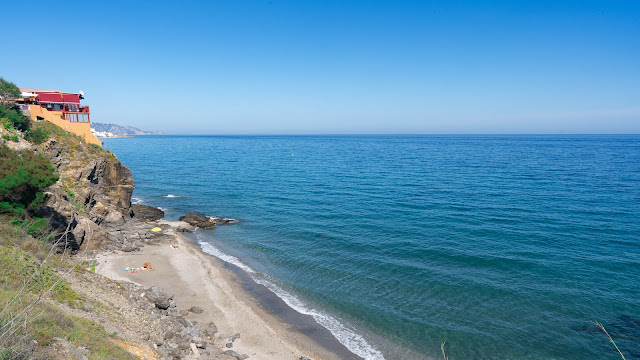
[34,136,134,250]
[1,112,322,360]
[3,117,168,255]
[1,118,173,359]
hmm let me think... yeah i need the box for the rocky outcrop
[91,156,134,212]
[34,138,136,250]
[143,286,173,310]
[178,212,217,229]
[132,204,164,221]
[67,271,242,360]
[209,217,240,225]
[179,212,240,229]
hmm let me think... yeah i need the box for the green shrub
[1,117,15,131]
[0,201,25,215]
[0,77,20,105]
[0,144,58,214]
[10,217,49,238]
[0,104,30,132]
[26,127,49,144]
[0,134,18,142]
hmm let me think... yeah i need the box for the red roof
[62,93,80,104]
[37,93,80,104]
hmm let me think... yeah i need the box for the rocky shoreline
[99,247,251,359]
[4,132,346,359]
[55,217,243,359]
[90,219,345,360]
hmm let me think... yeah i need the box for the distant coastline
[95,135,134,139]
[91,122,164,136]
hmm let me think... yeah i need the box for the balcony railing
[63,105,90,113]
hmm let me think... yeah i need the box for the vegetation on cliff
[1,94,133,248]
[0,104,30,133]
[1,104,51,145]
[0,144,58,215]
[0,78,20,108]
[0,80,138,359]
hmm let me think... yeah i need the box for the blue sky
[2,0,639,134]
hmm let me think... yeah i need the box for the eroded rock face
[35,139,136,250]
[99,157,134,212]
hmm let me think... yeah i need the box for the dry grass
[0,217,135,359]
[593,320,627,360]
[441,340,448,360]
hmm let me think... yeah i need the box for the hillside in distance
[91,122,164,136]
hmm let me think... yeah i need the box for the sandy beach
[96,221,349,360]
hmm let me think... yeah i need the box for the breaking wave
[197,238,384,360]
[131,197,144,204]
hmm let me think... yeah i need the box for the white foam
[132,197,144,204]
[199,242,256,275]
[162,194,185,198]
[196,237,385,360]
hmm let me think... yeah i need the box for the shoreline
[96,135,135,139]
[186,232,368,360]
[96,220,360,360]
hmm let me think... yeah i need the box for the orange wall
[28,105,102,146]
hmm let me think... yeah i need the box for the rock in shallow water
[209,216,240,225]
[179,212,216,229]
[178,212,240,229]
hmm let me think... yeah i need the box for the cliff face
[34,136,135,250]
[89,156,135,213]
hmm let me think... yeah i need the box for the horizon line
[130,133,640,136]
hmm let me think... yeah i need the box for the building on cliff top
[14,88,102,146]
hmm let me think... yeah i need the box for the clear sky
[2,0,639,134]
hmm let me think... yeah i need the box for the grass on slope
[0,217,135,360]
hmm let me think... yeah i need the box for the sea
[102,135,640,360]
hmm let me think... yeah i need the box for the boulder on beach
[178,212,216,229]
[144,286,172,310]
[189,306,204,314]
[132,204,164,221]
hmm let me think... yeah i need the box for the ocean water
[102,135,640,360]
